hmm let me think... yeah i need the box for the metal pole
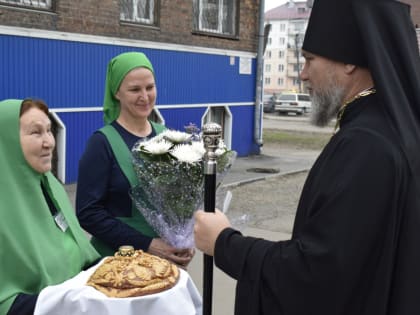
[295,33,302,93]
[201,122,222,315]
[253,0,266,146]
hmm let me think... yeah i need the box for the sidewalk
[222,144,319,188]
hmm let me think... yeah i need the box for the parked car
[263,94,276,113]
[274,93,312,115]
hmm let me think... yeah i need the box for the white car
[274,93,312,115]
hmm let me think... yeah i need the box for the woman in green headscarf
[76,51,194,266]
[0,99,99,315]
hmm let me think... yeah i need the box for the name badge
[54,212,69,232]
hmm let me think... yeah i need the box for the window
[278,64,284,72]
[293,22,305,32]
[120,0,157,25]
[0,0,51,9]
[265,64,271,72]
[279,37,285,45]
[279,94,297,101]
[193,0,238,37]
[265,77,271,85]
[279,51,284,58]
[266,51,272,58]
[279,23,286,32]
[277,78,284,86]
[298,94,310,101]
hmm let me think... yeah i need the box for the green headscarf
[103,51,155,124]
[0,99,99,314]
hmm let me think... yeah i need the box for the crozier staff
[194,0,420,314]
[201,122,222,315]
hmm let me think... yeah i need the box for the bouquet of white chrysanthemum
[130,127,236,248]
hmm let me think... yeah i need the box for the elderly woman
[76,51,194,266]
[0,99,99,315]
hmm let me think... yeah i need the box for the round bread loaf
[87,249,180,298]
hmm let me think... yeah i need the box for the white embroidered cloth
[34,259,202,315]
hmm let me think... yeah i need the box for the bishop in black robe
[215,93,420,314]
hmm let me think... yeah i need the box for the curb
[222,168,310,189]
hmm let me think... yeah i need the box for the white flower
[218,139,227,149]
[140,139,173,155]
[215,148,226,157]
[170,144,203,163]
[191,141,206,157]
[214,139,228,156]
[151,133,165,142]
[161,130,191,143]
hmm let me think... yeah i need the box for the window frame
[279,94,297,101]
[298,94,310,101]
[279,37,285,46]
[192,0,239,39]
[120,0,160,27]
[279,23,286,32]
[0,0,52,11]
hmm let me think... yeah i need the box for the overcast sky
[264,0,288,12]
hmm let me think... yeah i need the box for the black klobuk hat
[302,0,369,67]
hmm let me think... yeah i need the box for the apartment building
[263,0,311,95]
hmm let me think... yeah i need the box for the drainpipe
[254,0,266,147]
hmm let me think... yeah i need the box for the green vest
[90,121,166,256]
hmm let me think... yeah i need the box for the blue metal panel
[152,51,256,104]
[0,34,255,107]
[159,107,207,131]
[1,35,108,107]
[230,105,260,156]
[0,33,259,183]
[56,111,103,183]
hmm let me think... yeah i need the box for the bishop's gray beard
[310,83,345,127]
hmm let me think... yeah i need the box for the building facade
[263,0,311,95]
[0,0,263,183]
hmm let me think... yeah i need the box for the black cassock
[215,94,420,314]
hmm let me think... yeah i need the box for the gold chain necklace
[334,87,376,133]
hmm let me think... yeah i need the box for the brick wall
[0,0,259,52]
